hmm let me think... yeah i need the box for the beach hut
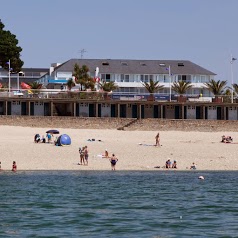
[56,134,71,146]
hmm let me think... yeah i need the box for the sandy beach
[0,125,238,171]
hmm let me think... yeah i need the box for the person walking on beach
[109,154,118,170]
[12,161,17,172]
[84,146,89,166]
[155,132,160,146]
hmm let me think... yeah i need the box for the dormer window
[121,62,128,66]
[140,62,147,66]
[102,62,109,66]
[159,63,166,67]
[178,62,184,66]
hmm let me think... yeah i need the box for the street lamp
[160,63,172,102]
[168,65,172,102]
[7,59,11,94]
[165,65,172,102]
[231,55,237,103]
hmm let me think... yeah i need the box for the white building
[38,59,216,98]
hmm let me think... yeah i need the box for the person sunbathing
[221,135,233,143]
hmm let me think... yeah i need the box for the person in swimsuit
[190,162,196,170]
[109,154,118,170]
[104,149,109,158]
[84,146,89,166]
[79,147,85,165]
[155,132,160,146]
[172,160,177,169]
[12,161,17,172]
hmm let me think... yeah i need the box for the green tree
[66,78,75,91]
[172,81,193,95]
[142,79,164,93]
[142,79,164,100]
[0,20,24,72]
[232,83,238,95]
[29,82,42,89]
[72,64,95,91]
[203,79,227,96]
[222,88,232,103]
[99,81,118,100]
[99,81,118,92]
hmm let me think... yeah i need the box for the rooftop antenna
[79,49,87,59]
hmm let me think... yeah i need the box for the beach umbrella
[46,129,60,134]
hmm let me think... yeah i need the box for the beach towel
[138,143,156,146]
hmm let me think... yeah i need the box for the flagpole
[231,55,237,103]
[8,59,11,95]
[169,65,171,102]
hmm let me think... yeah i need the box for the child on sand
[12,161,17,172]
[104,149,109,158]
[190,162,196,170]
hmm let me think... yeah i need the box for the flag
[231,57,237,64]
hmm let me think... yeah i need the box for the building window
[101,74,105,80]
[125,75,129,82]
[120,74,124,82]
[201,76,206,83]
[140,75,144,82]
[106,74,110,82]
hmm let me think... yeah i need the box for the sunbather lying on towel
[221,135,233,143]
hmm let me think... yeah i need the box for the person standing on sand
[109,154,118,170]
[155,132,160,146]
[12,161,17,172]
[78,147,85,165]
[84,146,89,166]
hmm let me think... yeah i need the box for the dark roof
[0,77,40,84]
[53,59,216,75]
[0,68,49,73]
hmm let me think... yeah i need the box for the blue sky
[1,0,238,84]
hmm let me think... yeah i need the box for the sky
[1,0,238,84]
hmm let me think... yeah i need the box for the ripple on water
[0,171,238,237]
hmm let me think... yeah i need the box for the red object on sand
[21,82,32,89]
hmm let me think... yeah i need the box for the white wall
[79,103,89,117]
[11,101,21,115]
[228,107,237,120]
[101,103,111,117]
[34,102,44,116]
[187,105,196,119]
[207,106,217,119]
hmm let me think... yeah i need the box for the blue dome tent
[56,134,71,146]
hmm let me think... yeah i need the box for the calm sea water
[0,171,238,238]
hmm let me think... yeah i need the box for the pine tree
[0,19,24,72]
